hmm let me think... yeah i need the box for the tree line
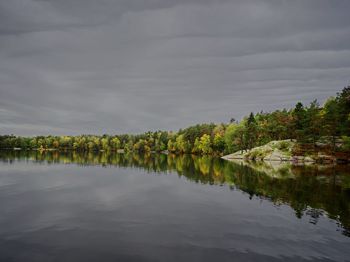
[1,87,349,155]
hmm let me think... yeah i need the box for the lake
[0,151,349,262]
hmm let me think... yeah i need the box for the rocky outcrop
[222,139,350,164]
[222,139,339,164]
[222,138,350,164]
[222,140,301,163]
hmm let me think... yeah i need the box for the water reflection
[1,150,350,237]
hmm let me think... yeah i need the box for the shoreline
[221,139,350,165]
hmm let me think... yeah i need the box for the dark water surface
[0,151,349,262]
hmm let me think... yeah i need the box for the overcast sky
[0,0,349,136]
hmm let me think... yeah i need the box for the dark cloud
[0,0,349,135]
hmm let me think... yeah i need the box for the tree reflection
[1,150,349,237]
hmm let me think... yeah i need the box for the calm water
[0,151,349,262]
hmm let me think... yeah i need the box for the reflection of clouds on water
[1,150,350,239]
[0,151,350,261]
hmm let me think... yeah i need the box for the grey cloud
[0,0,230,35]
[0,0,349,135]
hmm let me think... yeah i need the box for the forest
[1,87,350,156]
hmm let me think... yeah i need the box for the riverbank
[222,140,350,164]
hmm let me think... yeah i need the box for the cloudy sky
[0,0,349,136]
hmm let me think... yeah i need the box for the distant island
[1,87,350,164]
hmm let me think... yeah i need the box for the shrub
[276,141,290,152]
[341,136,350,152]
